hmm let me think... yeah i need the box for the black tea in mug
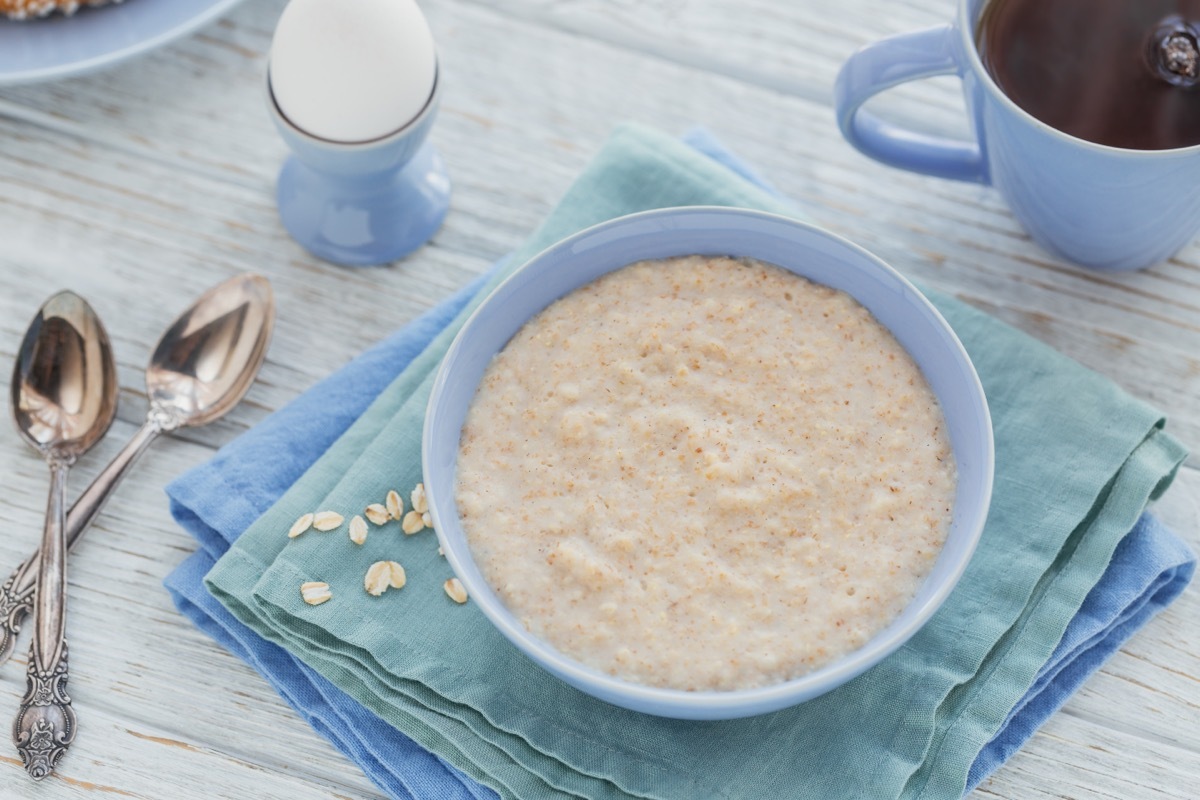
[977,0,1200,150]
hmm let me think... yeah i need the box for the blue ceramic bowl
[423,207,993,720]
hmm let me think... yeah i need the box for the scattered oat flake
[402,510,425,534]
[313,511,344,531]
[411,483,428,514]
[437,546,444,557]
[364,562,391,596]
[301,581,332,605]
[387,561,407,589]
[288,513,315,539]
[386,490,403,520]
[444,578,468,604]
[349,515,368,545]
[421,511,433,530]
[365,504,390,526]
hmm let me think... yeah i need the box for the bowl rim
[423,206,994,718]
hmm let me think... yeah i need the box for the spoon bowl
[147,274,274,427]
[12,291,118,457]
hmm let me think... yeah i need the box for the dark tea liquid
[978,0,1200,149]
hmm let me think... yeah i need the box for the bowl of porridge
[423,207,993,720]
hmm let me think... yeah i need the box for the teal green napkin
[206,123,1187,800]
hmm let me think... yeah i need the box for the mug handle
[834,25,988,184]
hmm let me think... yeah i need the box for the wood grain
[0,0,1194,797]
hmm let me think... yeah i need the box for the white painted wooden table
[0,1,1195,797]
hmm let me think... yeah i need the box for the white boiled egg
[269,0,437,143]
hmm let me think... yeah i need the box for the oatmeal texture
[456,255,957,691]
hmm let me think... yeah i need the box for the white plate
[0,0,246,86]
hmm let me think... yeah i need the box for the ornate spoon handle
[14,458,76,780]
[0,418,165,667]
[13,643,75,781]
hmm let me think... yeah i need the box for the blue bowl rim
[423,206,994,718]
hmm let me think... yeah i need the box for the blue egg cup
[268,71,450,267]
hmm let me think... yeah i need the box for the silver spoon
[11,291,118,780]
[0,274,275,668]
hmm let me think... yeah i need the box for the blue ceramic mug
[834,0,1200,271]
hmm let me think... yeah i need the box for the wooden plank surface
[0,0,1194,797]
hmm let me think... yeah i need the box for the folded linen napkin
[167,124,1195,799]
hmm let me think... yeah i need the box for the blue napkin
[966,511,1194,791]
[164,131,1195,799]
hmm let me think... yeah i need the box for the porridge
[455,255,957,691]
